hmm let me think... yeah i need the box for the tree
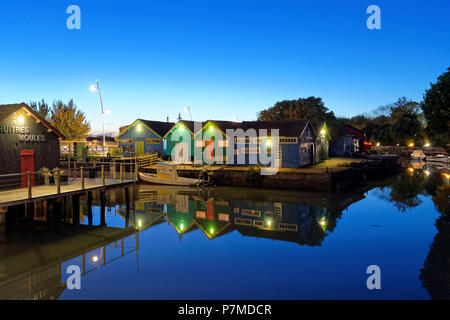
[390,97,422,145]
[422,67,450,135]
[29,99,50,120]
[50,99,91,140]
[257,96,336,124]
[421,67,450,150]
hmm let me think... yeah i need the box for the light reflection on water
[0,165,448,300]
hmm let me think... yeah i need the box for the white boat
[426,154,450,164]
[411,149,426,160]
[139,162,205,186]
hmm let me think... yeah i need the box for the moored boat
[425,154,450,163]
[139,162,205,186]
[411,149,426,160]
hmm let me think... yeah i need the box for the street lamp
[184,106,192,121]
[91,80,106,156]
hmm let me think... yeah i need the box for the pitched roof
[117,118,175,139]
[238,119,311,137]
[0,103,65,139]
[138,119,175,138]
[163,120,199,137]
[193,119,313,138]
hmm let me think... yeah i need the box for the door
[310,144,314,165]
[135,141,145,156]
[174,143,189,163]
[21,150,35,187]
[206,140,215,163]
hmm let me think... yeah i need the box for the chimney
[167,116,169,123]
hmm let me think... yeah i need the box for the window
[196,211,206,218]
[278,223,298,231]
[242,147,260,154]
[235,137,251,144]
[119,139,133,144]
[253,220,264,227]
[233,207,240,214]
[195,140,206,147]
[146,138,161,144]
[242,209,261,217]
[280,137,298,144]
[274,203,282,219]
[218,140,229,147]
[218,213,229,221]
[235,218,252,226]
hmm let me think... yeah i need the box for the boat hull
[139,172,202,186]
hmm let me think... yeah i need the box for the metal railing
[0,162,139,200]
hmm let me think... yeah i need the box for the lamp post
[91,80,106,157]
[184,106,192,121]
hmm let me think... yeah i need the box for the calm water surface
[1,166,448,300]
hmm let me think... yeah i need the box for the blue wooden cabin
[116,119,174,157]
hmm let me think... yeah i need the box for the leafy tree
[421,67,450,150]
[422,67,450,135]
[29,99,50,119]
[257,96,336,124]
[390,97,422,145]
[50,99,91,140]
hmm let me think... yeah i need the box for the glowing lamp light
[320,220,326,226]
[209,228,215,234]
[180,223,185,231]
[424,170,430,176]
[90,85,98,92]
[424,143,430,147]
[136,124,142,132]
[320,129,326,136]
[17,116,24,124]
[92,256,99,262]
[209,125,214,132]
[138,220,142,227]
[443,173,450,180]
[179,124,184,131]
[376,142,380,147]
[408,143,414,147]
[266,139,272,146]
[267,219,272,227]
[408,167,414,173]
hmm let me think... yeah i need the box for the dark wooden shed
[0,103,64,182]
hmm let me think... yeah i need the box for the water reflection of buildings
[135,186,361,246]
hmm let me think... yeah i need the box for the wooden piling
[101,165,105,186]
[72,195,80,225]
[56,170,61,194]
[112,161,116,180]
[100,191,106,226]
[125,186,130,213]
[81,167,85,190]
[27,172,32,199]
[87,191,93,226]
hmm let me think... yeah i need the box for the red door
[206,199,215,220]
[206,140,214,162]
[21,150,35,187]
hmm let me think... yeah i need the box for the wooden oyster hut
[0,103,65,185]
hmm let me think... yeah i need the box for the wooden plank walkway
[0,178,134,208]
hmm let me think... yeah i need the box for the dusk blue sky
[1,0,449,134]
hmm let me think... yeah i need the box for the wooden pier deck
[0,178,134,208]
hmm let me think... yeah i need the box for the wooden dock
[0,178,134,208]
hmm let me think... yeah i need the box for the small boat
[426,154,450,164]
[411,149,426,160]
[139,162,205,186]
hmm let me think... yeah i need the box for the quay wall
[141,155,400,192]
